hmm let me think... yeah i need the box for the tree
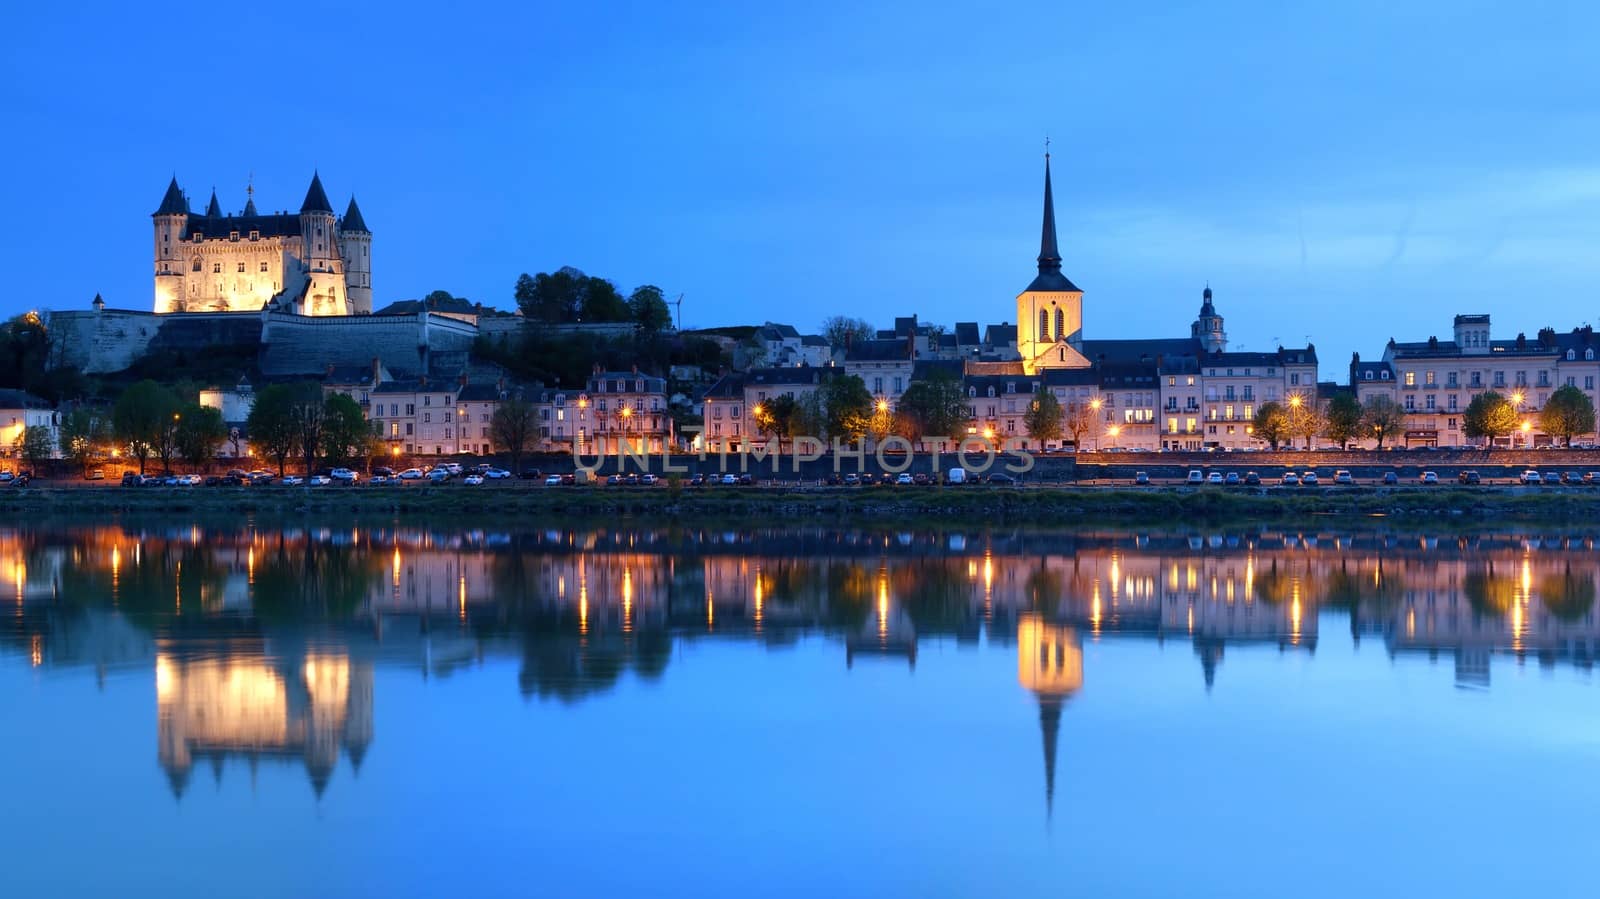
[19,425,53,471]
[753,393,800,451]
[1322,392,1363,449]
[175,403,226,470]
[247,383,301,476]
[1540,384,1596,447]
[895,371,968,446]
[629,285,673,333]
[59,407,108,475]
[1463,390,1519,445]
[513,273,538,316]
[820,316,875,350]
[1253,401,1290,450]
[792,391,827,442]
[489,395,537,475]
[1062,399,1100,450]
[1360,395,1407,450]
[1023,391,1064,447]
[579,278,630,323]
[113,380,178,475]
[820,374,874,441]
[286,382,327,476]
[518,268,585,323]
[1286,397,1324,449]
[321,393,374,468]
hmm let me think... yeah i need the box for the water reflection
[5,523,1600,804]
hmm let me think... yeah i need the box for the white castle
[152,173,371,316]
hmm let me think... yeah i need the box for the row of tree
[1253,386,1599,451]
[513,267,673,330]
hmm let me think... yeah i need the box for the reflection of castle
[156,650,373,798]
[1017,616,1082,818]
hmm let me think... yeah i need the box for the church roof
[342,196,369,233]
[1023,155,1082,294]
[1080,337,1200,365]
[300,172,334,213]
[154,177,189,216]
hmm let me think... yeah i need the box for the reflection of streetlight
[1108,424,1122,449]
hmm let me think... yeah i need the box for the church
[152,172,371,316]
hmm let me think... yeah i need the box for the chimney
[372,357,382,386]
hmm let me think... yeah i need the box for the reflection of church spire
[1195,637,1224,691]
[1038,694,1063,819]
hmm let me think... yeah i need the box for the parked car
[1224,472,1241,485]
[399,468,424,480]
[641,473,659,486]
[372,466,396,478]
[463,474,485,485]
[987,473,1016,485]
[282,475,305,486]
[1134,471,1150,485]
[1280,473,1300,486]
[121,472,141,486]
[690,473,707,487]
[1243,472,1261,486]
[1520,470,1542,485]
[85,468,106,481]
[721,473,738,485]
[309,475,331,486]
[427,469,450,484]
[1419,471,1439,485]
[1562,471,1583,485]
[1301,472,1320,486]
[1334,470,1354,485]
[1585,472,1600,485]
[738,474,753,486]
[1457,471,1480,485]
[1186,470,1204,484]
[896,473,914,485]
[912,472,932,486]
[330,467,358,484]
[485,467,512,479]
[1204,472,1223,485]
[1542,472,1561,486]
[844,473,861,486]
[1382,471,1399,485]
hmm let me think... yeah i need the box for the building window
[1243,404,1253,420]
[1039,309,1049,341]
[1404,371,1415,387]
[1426,395,1436,410]
[1054,309,1064,340]
[213,263,222,274]
[1425,371,1435,386]
[444,412,453,423]
[1446,372,1457,388]
[237,262,246,273]
[423,413,431,423]
[1186,376,1195,386]
[1404,395,1414,410]
[260,262,269,272]
[405,423,413,436]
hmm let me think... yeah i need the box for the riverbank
[5,483,1600,523]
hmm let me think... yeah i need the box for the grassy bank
[3,484,1600,525]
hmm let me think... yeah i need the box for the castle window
[189,256,201,271]
[213,263,221,273]
[249,231,260,241]
[237,263,246,273]
[260,262,269,272]
[230,231,240,241]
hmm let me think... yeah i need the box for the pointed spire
[205,188,222,218]
[244,172,256,215]
[300,171,333,213]
[154,176,188,216]
[1039,695,1062,820]
[1023,153,1081,294]
[342,196,369,233]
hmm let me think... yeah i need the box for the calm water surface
[4,521,1599,898]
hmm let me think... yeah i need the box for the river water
[3,521,1597,898]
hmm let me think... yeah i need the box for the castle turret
[339,196,373,314]
[153,177,189,313]
[299,172,348,315]
[1191,284,1227,353]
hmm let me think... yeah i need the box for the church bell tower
[1016,153,1088,374]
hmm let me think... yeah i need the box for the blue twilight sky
[3,0,1599,376]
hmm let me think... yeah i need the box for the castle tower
[1016,154,1088,374]
[1191,285,1227,353]
[298,172,348,315]
[339,196,373,314]
[152,177,189,313]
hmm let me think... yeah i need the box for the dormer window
[1568,350,1576,360]
[1364,371,1373,380]
[1588,349,1595,361]
[249,230,260,241]
[191,232,203,242]
[1381,370,1390,379]
[230,231,240,241]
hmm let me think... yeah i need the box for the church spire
[1038,152,1061,274]
[1022,153,1080,294]
[1039,694,1063,820]
[243,175,257,216]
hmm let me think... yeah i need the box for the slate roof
[342,196,369,233]
[1080,337,1199,365]
[1199,346,1319,367]
[963,373,1039,395]
[1041,368,1101,387]
[983,324,1017,346]
[745,367,827,386]
[703,374,745,399]
[758,322,801,340]
[155,177,189,215]
[301,172,334,213]
[800,335,829,347]
[0,389,50,409]
[457,383,507,402]
[181,211,303,241]
[953,323,980,346]
[912,359,965,381]
[844,339,913,362]
[373,295,479,317]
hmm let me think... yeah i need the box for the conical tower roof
[205,189,222,218]
[154,177,188,216]
[342,196,369,233]
[300,171,334,213]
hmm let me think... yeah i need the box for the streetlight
[876,399,889,413]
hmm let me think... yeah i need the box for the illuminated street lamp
[1289,394,1303,408]
[876,399,889,412]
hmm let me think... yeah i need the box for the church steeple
[1039,694,1063,820]
[1023,155,1081,295]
